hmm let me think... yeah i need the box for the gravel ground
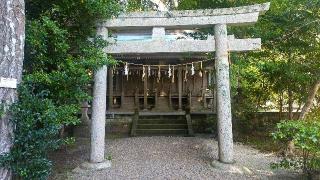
[51,136,301,180]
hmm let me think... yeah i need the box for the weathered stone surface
[117,3,270,18]
[80,101,90,126]
[152,27,166,40]
[102,3,270,29]
[215,24,234,163]
[90,65,108,163]
[80,160,112,170]
[186,114,194,136]
[106,35,261,54]
[90,26,109,164]
[211,160,254,175]
[105,13,260,29]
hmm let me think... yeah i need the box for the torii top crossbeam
[102,2,270,29]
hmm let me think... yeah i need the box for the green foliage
[307,108,320,121]
[0,103,4,118]
[0,83,78,179]
[272,120,320,174]
[0,0,120,179]
[126,0,145,11]
[125,0,159,11]
[106,154,112,161]
[178,0,264,10]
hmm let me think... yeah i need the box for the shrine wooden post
[143,67,148,110]
[108,68,113,110]
[178,66,183,111]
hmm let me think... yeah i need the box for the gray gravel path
[67,136,300,180]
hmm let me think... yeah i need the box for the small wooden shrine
[107,56,216,112]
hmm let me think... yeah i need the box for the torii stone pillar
[83,26,111,169]
[90,65,108,163]
[215,24,233,163]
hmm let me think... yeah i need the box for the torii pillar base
[80,160,111,170]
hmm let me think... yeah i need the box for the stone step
[138,115,185,120]
[138,119,187,124]
[137,124,188,129]
[136,129,188,135]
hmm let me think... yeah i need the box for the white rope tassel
[124,63,128,75]
[199,61,203,77]
[168,65,172,78]
[157,66,161,83]
[142,66,146,81]
[184,64,188,82]
[124,62,129,80]
[191,63,195,76]
[172,66,175,83]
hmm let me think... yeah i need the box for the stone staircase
[131,112,193,136]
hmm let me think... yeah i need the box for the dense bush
[0,83,77,179]
[272,120,320,176]
[0,0,120,179]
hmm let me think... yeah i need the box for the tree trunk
[294,102,302,119]
[278,91,284,120]
[288,88,293,120]
[299,79,320,119]
[0,0,25,179]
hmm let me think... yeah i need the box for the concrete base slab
[80,160,112,171]
[211,160,253,175]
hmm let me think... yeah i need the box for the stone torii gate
[87,2,270,169]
